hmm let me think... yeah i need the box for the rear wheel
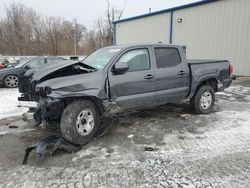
[190,85,215,114]
[60,100,100,145]
[4,75,18,88]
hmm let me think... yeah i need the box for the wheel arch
[62,96,105,117]
[3,74,19,80]
[189,77,218,99]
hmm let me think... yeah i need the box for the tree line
[0,2,123,56]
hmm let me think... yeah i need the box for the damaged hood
[32,59,107,99]
[32,60,80,81]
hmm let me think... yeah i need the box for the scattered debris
[22,112,34,122]
[178,135,185,140]
[185,122,194,132]
[144,146,154,151]
[195,135,206,139]
[22,135,81,165]
[8,125,18,129]
[127,134,134,139]
[179,113,191,118]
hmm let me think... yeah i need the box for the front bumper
[17,101,38,108]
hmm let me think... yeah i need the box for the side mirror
[112,62,129,74]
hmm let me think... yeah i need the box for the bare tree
[95,0,125,47]
[0,2,124,56]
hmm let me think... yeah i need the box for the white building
[113,0,250,76]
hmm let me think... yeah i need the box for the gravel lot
[0,78,250,187]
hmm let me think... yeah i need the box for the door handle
[144,74,155,79]
[178,70,185,75]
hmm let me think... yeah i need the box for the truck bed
[186,59,231,99]
[188,59,228,64]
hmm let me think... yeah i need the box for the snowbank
[0,88,27,119]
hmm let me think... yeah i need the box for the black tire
[60,100,100,145]
[4,75,19,88]
[190,85,215,114]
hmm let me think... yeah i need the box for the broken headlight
[35,87,52,96]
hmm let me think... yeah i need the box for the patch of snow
[0,88,28,119]
[216,92,233,96]
[225,85,250,95]
[0,128,36,135]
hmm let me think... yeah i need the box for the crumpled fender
[36,70,108,100]
[47,88,107,100]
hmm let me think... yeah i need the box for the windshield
[14,58,33,68]
[82,48,121,69]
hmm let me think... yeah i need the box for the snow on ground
[0,80,250,187]
[0,88,27,119]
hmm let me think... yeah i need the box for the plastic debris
[145,146,154,151]
[127,134,134,139]
[22,135,81,165]
[178,135,185,140]
[8,125,18,129]
[180,113,191,118]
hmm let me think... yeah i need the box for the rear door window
[154,48,181,68]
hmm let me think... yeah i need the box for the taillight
[229,64,233,78]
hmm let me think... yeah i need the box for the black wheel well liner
[195,78,218,95]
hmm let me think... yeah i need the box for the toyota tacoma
[18,44,233,145]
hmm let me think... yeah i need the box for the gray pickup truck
[18,44,233,145]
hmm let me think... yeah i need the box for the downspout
[169,10,173,44]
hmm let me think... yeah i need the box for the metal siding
[172,0,250,76]
[116,13,170,45]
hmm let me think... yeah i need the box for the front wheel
[60,100,100,145]
[4,75,19,88]
[190,85,215,114]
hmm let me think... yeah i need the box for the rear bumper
[217,79,233,92]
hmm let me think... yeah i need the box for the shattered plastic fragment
[8,125,18,129]
[22,135,81,165]
[127,134,134,139]
[179,113,191,118]
[144,146,154,151]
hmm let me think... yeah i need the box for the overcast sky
[0,0,200,28]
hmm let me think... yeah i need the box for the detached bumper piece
[22,135,81,164]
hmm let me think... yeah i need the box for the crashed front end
[35,92,64,124]
[33,72,108,126]
[17,61,106,122]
